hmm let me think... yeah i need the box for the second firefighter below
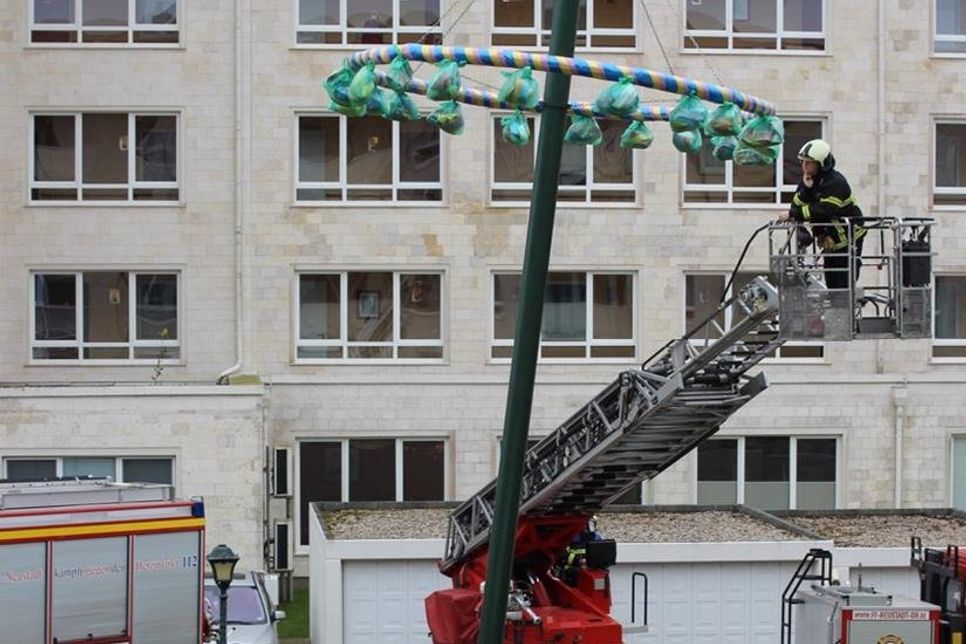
[778,138,866,289]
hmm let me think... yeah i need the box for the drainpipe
[893,386,907,508]
[217,0,247,384]
[874,0,887,374]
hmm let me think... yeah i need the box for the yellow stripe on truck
[0,517,204,543]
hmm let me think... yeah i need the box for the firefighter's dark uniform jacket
[788,161,866,252]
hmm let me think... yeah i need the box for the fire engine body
[913,537,966,644]
[426,219,935,644]
[0,479,206,644]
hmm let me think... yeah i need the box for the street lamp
[207,544,239,644]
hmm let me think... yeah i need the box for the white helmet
[798,139,833,171]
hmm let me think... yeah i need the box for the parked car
[203,571,285,644]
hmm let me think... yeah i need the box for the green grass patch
[277,586,309,639]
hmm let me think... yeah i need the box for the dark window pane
[83,0,128,25]
[797,439,835,482]
[784,0,823,32]
[543,272,586,341]
[782,121,823,186]
[83,113,127,184]
[937,124,966,188]
[596,0,632,28]
[300,274,341,340]
[686,144,725,184]
[686,275,725,335]
[123,458,172,484]
[34,115,76,182]
[935,276,966,339]
[745,437,789,482]
[399,120,440,183]
[135,0,177,24]
[399,0,438,26]
[698,440,738,481]
[348,272,392,342]
[594,121,632,184]
[6,460,57,481]
[300,0,338,24]
[686,0,725,30]
[135,115,176,182]
[734,0,776,33]
[346,117,392,185]
[559,141,587,186]
[63,457,115,479]
[33,347,79,359]
[136,274,177,340]
[349,439,395,501]
[542,0,586,30]
[35,274,77,341]
[347,0,391,29]
[400,274,441,340]
[403,441,444,501]
[593,274,632,340]
[83,272,129,343]
[299,116,340,184]
[34,0,74,23]
[495,0,534,28]
[493,117,534,184]
[494,274,521,340]
[299,442,341,545]
[611,485,641,504]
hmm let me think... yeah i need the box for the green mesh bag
[500,110,531,146]
[670,94,709,133]
[329,100,366,118]
[498,67,540,110]
[733,142,780,166]
[366,87,392,118]
[738,115,785,148]
[427,101,465,135]
[323,61,355,108]
[348,61,378,104]
[564,114,603,146]
[711,135,738,161]
[672,128,703,154]
[592,77,640,119]
[705,102,742,137]
[386,55,414,93]
[619,121,654,149]
[427,60,463,101]
[386,91,420,121]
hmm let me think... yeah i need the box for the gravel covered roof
[319,507,808,542]
[779,512,966,548]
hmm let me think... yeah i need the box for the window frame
[293,0,442,47]
[3,455,175,485]
[489,114,639,207]
[28,0,181,47]
[29,269,182,365]
[932,273,966,361]
[295,437,450,551]
[934,0,966,56]
[681,0,827,54]
[293,112,444,206]
[694,435,840,509]
[952,433,966,509]
[294,269,446,363]
[490,0,638,51]
[29,111,181,205]
[489,269,638,363]
[933,118,966,209]
[682,116,826,208]
[683,270,825,361]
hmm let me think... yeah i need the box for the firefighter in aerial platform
[778,139,867,289]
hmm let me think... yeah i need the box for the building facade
[1,0,966,573]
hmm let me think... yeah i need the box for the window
[685,271,823,359]
[935,122,966,206]
[683,0,824,51]
[31,271,180,362]
[934,275,966,359]
[697,436,837,509]
[296,0,441,45]
[297,271,443,360]
[4,456,173,484]
[296,114,442,203]
[492,271,635,360]
[297,438,447,545]
[492,0,635,49]
[935,0,966,54]
[32,112,179,203]
[684,118,823,205]
[30,0,179,44]
[491,116,635,205]
[954,436,966,509]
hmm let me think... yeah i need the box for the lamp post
[207,543,239,644]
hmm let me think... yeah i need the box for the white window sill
[487,200,640,210]
[27,200,185,208]
[679,47,830,57]
[929,357,966,365]
[27,359,185,367]
[25,43,184,51]
[930,204,966,212]
[487,43,642,56]
[292,359,448,366]
[487,358,638,366]
[681,202,788,210]
[931,52,966,59]
[760,357,830,366]
[290,200,446,209]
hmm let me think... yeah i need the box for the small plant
[151,328,170,383]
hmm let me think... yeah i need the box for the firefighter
[778,139,866,289]
[562,517,602,585]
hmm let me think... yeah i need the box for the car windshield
[204,585,268,625]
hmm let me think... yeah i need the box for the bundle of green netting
[668,94,783,164]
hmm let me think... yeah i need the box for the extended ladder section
[441,276,784,573]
